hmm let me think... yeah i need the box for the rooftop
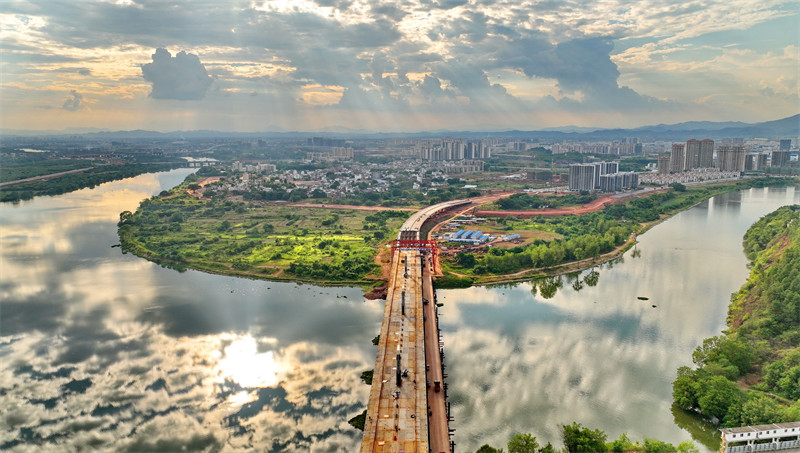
[721,421,800,434]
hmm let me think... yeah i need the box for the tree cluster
[456,214,634,276]
[468,424,698,453]
[1,163,181,202]
[496,193,597,211]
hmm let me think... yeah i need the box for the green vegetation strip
[119,173,408,284]
[0,157,92,183]
[488,192,598,211]
[672,204,800,426]
[469,423,699,453]
[1,163,182,202]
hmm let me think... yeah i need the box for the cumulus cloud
[1,0,797,129]
[61,90,83,111]
[141,48,213,100]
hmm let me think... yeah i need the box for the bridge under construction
[360,199,470,453]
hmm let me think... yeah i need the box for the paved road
[0,167,93,188]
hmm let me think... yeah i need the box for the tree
[119,210,133,225]
[691,336,753,376]
[539,442,557,453]
[476,445,504,453]
[288,188,308,202]
[610,433,637,452]
[561,422,607,453]
[672,366,700,410]
[508,433,539,453]
[455,252,476,268]
[697,375,742,421]
[643,438,677,453]
[724,393,788,426]
[677,441,699,453]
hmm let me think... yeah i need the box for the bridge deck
[362,198,469,453]
[361,249,429,452]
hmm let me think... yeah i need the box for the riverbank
[1,162,184,203]
[438,178,799,287]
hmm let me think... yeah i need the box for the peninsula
[118,165,798,289]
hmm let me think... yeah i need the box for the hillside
[3,114,798,140]
[673,205,800,425]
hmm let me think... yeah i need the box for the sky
[0,0,798,132]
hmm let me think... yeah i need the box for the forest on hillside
[673,204,800,425]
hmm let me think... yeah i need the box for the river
[0,169,381,452]
[0,170,797,452]
[440,186,799,452]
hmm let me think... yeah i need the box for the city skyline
[1,0,798,133]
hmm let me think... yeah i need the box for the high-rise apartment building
[685,139,714,169]
[779,139,791,151]
[657,155,671,174]
[598,172,639,192]
[418,139,490,161]
[593,161,618,186]
[569,164,597,191]
[771,150,790,167]
[716,145,746,172]
[569,162,632,192]
[332,147,354,159]
[745,153,768,171]
[670,144,686,173]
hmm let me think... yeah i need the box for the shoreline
[440,179,798,287]
[121,177,799,293]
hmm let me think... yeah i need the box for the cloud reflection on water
[0,170,382,452]
[440,187,799,452]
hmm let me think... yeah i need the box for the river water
[440,186,799,452]
[0,170,381,452]
[0,170,797,452]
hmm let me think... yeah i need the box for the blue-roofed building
[470,230,483,239]
[454,230,465,239]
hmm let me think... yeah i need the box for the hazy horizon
[1,1,798,133]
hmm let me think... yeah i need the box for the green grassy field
[119,175,408,283]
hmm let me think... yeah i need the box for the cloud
[141,48,213,100]
[1,0,797,130]
[61,90,83,111]
[419,74,454,99]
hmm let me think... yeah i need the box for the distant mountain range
[2,114,797,141]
